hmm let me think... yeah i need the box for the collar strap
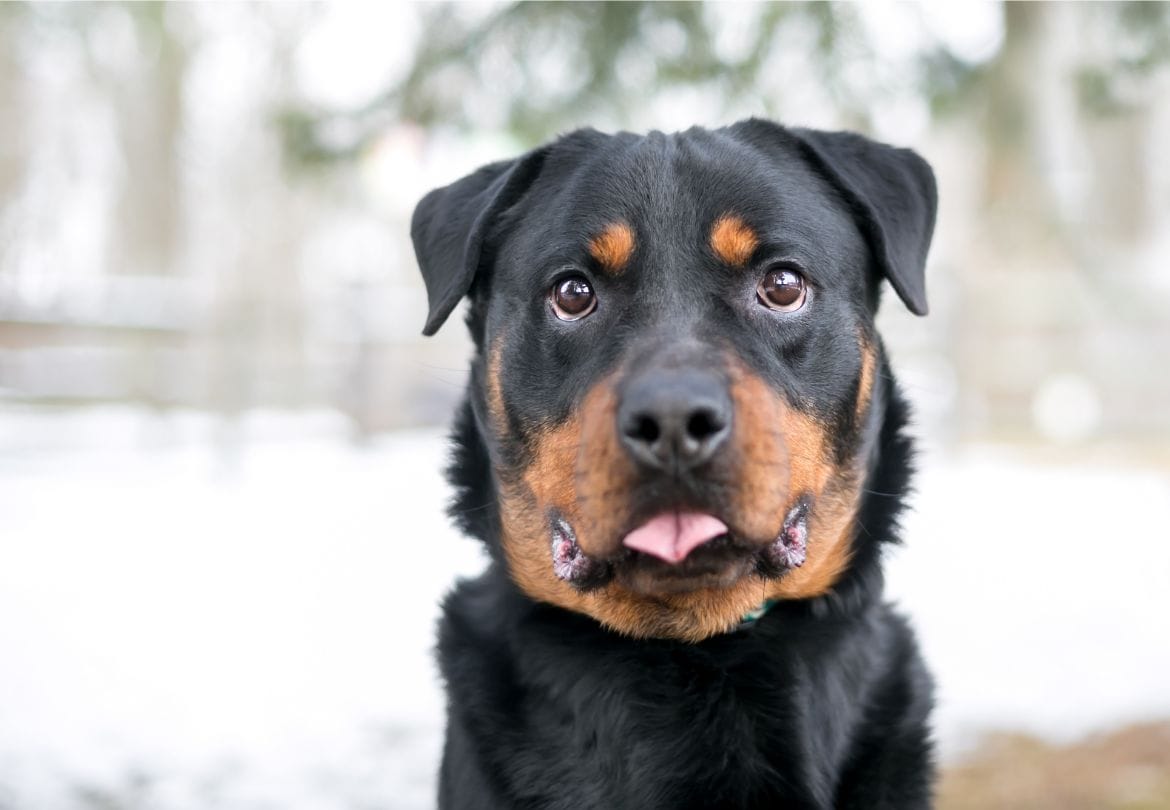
[733,599,778,632]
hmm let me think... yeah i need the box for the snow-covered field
[1,407,1168,809]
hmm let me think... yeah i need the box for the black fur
[412,119,938,809]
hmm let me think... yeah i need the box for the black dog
[411,119,937,809]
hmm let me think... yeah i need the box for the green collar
[734,599,778,632]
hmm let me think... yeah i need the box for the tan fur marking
[588,222,635,274]
[727,359,860,604]
[710,215,759,267]
[769,470,859,601]
[574,383,639,556]
[485,343,508,438]
[855,338,877,424]
[726,368,790,541]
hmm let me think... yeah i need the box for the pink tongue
[622,512,728,564]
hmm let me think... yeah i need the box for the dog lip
[757,500,810,575]
[550,517,611,589]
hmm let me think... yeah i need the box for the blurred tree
[104,3,188,279]
[0,6,24,202]
[280,2,878,163]
[280,1,1169,169]
[0,4,32,279]
[950,2,1170,439]
[0,3,190,278]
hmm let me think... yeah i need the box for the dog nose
[618,369,732,471]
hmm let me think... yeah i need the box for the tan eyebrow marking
[710,215,759,267]
[588,222,635,275]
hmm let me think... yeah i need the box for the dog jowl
[412,119,938,809]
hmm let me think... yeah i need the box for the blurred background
[1,2,1168,808]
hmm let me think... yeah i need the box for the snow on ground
[0,406,1168,808]
[886,445,1170,755]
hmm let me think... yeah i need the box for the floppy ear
[790,128,937,316]
[411,150,546,336]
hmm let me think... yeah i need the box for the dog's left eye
[757,266,807,312]
[549,276,597,321]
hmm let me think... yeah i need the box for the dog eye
[550,276,597,321]
[757,266,807,312]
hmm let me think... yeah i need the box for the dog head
[412,120,935,641]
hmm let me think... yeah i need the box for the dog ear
[790,128,937,316]
[411,150,546,336]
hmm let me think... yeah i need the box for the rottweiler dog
[411,118,937,809]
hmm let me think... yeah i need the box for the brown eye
[550,276,597,321]
[757,266,807,312]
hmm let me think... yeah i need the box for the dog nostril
[686,409,724,442]
[627,415,661,444]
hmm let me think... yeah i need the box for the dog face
[412,120,935,641]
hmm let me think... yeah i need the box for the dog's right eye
[549,276,597,321]
[757,266,807,313]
